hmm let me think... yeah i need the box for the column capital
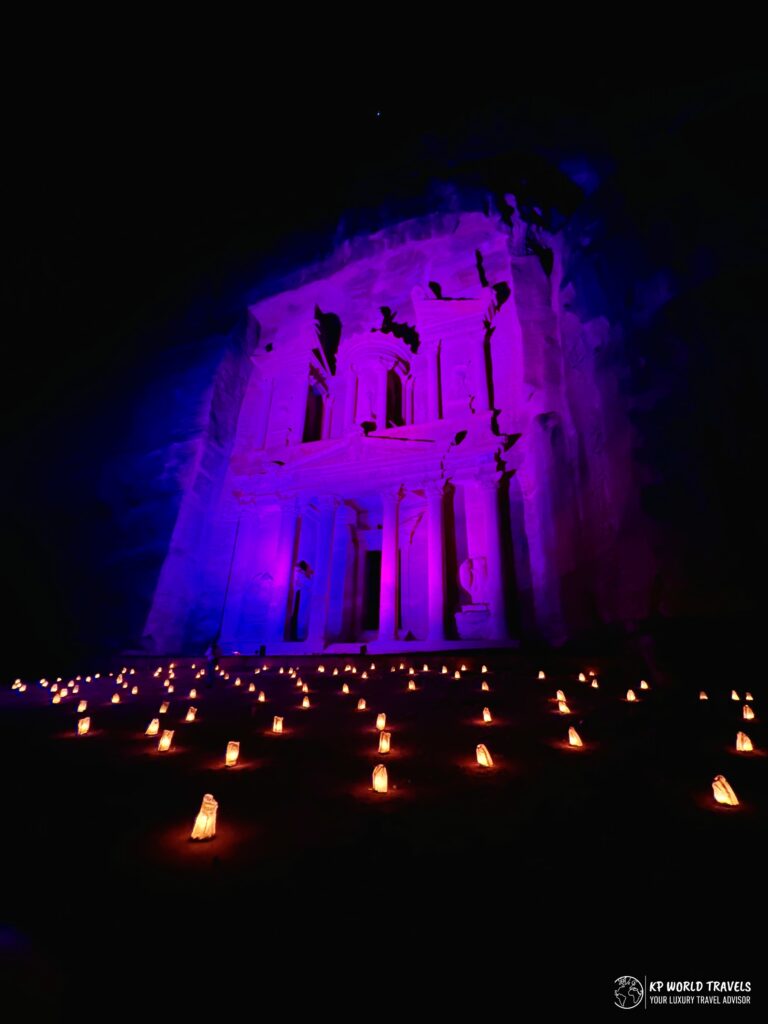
[381,484,404,506]
[314,494,341,512]
[421,478,448,498]
[477,469,504,491]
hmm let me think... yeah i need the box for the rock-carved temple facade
[143,210,644,654]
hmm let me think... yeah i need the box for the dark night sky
[2,41,767,674]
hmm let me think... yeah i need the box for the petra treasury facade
[141,206,649,655]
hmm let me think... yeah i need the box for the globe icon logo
[614,976,644,1009]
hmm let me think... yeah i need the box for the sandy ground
[1,651,765,1017]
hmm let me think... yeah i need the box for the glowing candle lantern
[361,671,368,680]
[185,707,197,722]
[346,664,353,673]
[225,741,240,767]
[712,774,739,806]
[372,764,388,793]
[408,667,415,676]
[398,663,404,670]
[370,663,376,671]
[481,664,488,674]
[131,686,138,695]
[408,680,416,691]
[441,666,448,675]
[302,683,309,694]
[295,679,303,689]
[342,682,350,695]
[699,691,709,700]
[51,684,58,693]
[378,731,391,754]
[357,698,367,711]
[77,717,90,736]
[556,689,566,702]
[158,730,174,752]
[626,690,637,702]
[318,665,325,673]
[743,705,755,721]
[167,685,174,693]
[482,707,492,723]
[558,701,571,715]
[248,683,255,693]
[423,663,429,672]
[159,701,169,714]
[731,690,740,701]
[273,716,283,733]
[146,718,159,736]
[302,695,310,709]
[52,694,61,705]
[116,674,123,684]
[591,680,599,689]
[72,685,79,694]
[562,726,581,749]
[189,688,197,698]
[578,672,586,682]
[640,680,649,690]
[746,692,754,702]
[454,671,461,680]
[736,732,753,752]
[351,667,357,675]
[476,744,493,768]
[190,793,218,841]
[235,678,241,687]
[258,690,266,703]
[279,667,284,675]
[77,700,87,713]
[460,664,467,672]
[538,670,545,680]
[333,668,339,676]
[19,684,26,692]
[112,693,121,704]
[481,681,490,692]
[376,713,386,731]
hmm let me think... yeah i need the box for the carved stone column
[307,496,339,646]
[425,480,447,642]
[267,495,300,642]
[325,503,357,640]
[378,485,403,641]
[476,471,509,639]
[425,340,441,422]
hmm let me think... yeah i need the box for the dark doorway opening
[303,386,325,442]
[362,550,381,630]
[386,370,404,427]
[289,591,301,640]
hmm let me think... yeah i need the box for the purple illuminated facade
[142,208,652,654]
